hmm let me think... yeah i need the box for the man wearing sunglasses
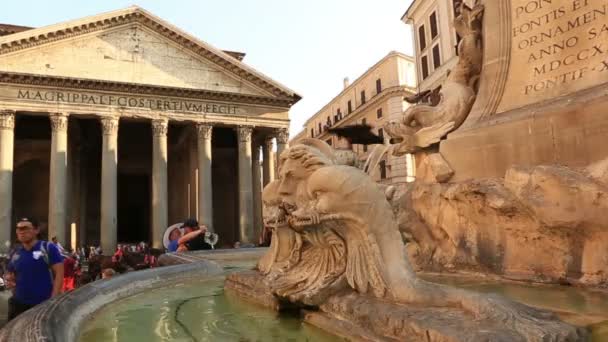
[5,218,64,320]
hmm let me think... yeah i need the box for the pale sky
[0,0,415,136]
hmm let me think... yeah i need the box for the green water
[79,275,341,342]
[79,262,608,341]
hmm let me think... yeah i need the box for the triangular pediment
[0,6,300,102]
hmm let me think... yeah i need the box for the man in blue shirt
[6,218,64,320]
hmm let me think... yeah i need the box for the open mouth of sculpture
[288,213,343,228]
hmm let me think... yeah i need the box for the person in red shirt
[62,254,77,292]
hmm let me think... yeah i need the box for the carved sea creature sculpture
[258,140,584,341]
[385,2,484,155]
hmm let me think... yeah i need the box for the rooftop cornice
[0,71,297,108]
[303,51,414,127]
[0,6,301,104]
[307,86,415,139]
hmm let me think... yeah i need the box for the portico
[0,6,298,253]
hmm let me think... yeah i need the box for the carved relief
[151,119,168,137]
[237,126,253,143]
[0,110,15,130]
[276,128,289,144]
[49,113,68,133]
[100,117,119,136]
[196,123,213,140]
[384,2,485,155]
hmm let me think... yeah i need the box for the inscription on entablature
[496,0,608,113]
[12,88,239,115]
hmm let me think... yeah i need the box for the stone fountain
[224,2,600,340]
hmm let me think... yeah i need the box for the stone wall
[396,157,608,286]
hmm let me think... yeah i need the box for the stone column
[48,113,69,246]
[0,110,15,247]
[237,126,254,244]
[252,139,263,244]
[275,128,289,172]
[152,119,168,249]
[100,117,118,255]
[262,136,275,186]
[196,123,214,232]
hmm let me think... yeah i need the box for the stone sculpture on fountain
[226,137,586,341]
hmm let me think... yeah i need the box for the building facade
[0,6,299,253]
[291,51,416,186]
[402,0,464,93]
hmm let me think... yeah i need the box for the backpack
[9,241,53,270]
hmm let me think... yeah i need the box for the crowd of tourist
[0,216,236,322]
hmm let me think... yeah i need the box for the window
[326,138,332,146]
[421,55,430,79]
[318,122,322,133]
[376,108,383,119]
[326,116,331,127]
[347,100,353,114]
[376,79,382,94]
[418,25,426,51]
[360,90,366,105]
[430,12,438,39]
[337,108,342,120]
[378,128,384,140]
[379,160,387,179]
[310,128,314,137]
[432,45,441,69]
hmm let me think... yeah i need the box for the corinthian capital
[0,110,15,130]
[196,123,213,140]
[152,119,169,137]
[276,128,289,144]
[237,126,253,143]
[100,117,119,136]
[49,113,68,133]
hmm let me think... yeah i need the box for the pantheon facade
[0,6,299,254]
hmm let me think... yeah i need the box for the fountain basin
[0,259,223,342]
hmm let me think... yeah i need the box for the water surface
[80,261,608,341]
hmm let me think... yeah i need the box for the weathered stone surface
[224,271,284,312]
[415,152,455,183]
[398,159,608,287]
[310,291,558,342]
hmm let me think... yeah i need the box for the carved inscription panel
[496,0,608,113]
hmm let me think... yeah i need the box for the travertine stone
[48,113,68,245]
[152,119,168,249]
[262,136,275,186]
[0,110,15,248]
[400,158,608,287]
[196,123,213,232]
[100,117,118,255]
[237,126,254,244]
